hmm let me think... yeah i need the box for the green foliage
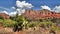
[0,12,60,31]
[51,18,60,23]
[24,21,39,30]
[0,19,3,24]
[3,19,17,28]
[50,23,57,31]
[28,22,36,27]
[13,15,28,30]
[39,19,43,22]
[39,21,53,28]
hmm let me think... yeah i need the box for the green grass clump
[3,19,17,28]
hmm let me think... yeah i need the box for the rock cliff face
[0,13,10,19]
[23,9,60,19]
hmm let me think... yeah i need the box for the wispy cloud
[0,7,9,14]
[16,0,33,8]
[41,5,51,11]
[0,7,10,11]
[11,6,16,9]
[0,6,16,15]
[3,11,8,14]
[0,11,8,14]
[9,11,17,17]
[53,6,60,13]
[16,0,33,15]
[41,5,60,13]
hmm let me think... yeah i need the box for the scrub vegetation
[0,13,60,34]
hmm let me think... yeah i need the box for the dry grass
[0,28,14,34]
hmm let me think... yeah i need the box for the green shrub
[0,19,3,24]
[3,19,17,28]
[39,21,53,28]
[13,15,29,30]
[25,22,39,30]
[29,22,36,27]
[50,23,57,31]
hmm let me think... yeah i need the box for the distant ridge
[23,9,60,20]
[0,13,10,19]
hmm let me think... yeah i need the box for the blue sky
[0,0,60,12]
[27,0,60,10]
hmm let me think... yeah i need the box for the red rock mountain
[0,13,10,19]
[23,9,60,19]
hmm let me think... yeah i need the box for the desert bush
[24,21,39,30]
[3,19,17,28]
[50,23,57,31]
[39,19,43,22]
[39,21,53,28]
[13,15,29,31]
[29,22,36,27]
[0,19,3,24]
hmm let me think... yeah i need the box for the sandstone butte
[23,9,60,20]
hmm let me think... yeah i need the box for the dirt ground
[0,24,60,34]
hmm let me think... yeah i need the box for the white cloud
[11,7,16,9]
[3,11,8,14]
[41,5,60,13]
[9,5,60,17]
[9,11,17,17]
[16,8,25,15]
[0,7,10,11]
[16,0,33,16]
[16,0,33,8]
[41,5,51,11]
[53,6,60,13]
[0,11,8,14]
[9,0,33,17]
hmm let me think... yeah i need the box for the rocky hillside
[23,9,60,20]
